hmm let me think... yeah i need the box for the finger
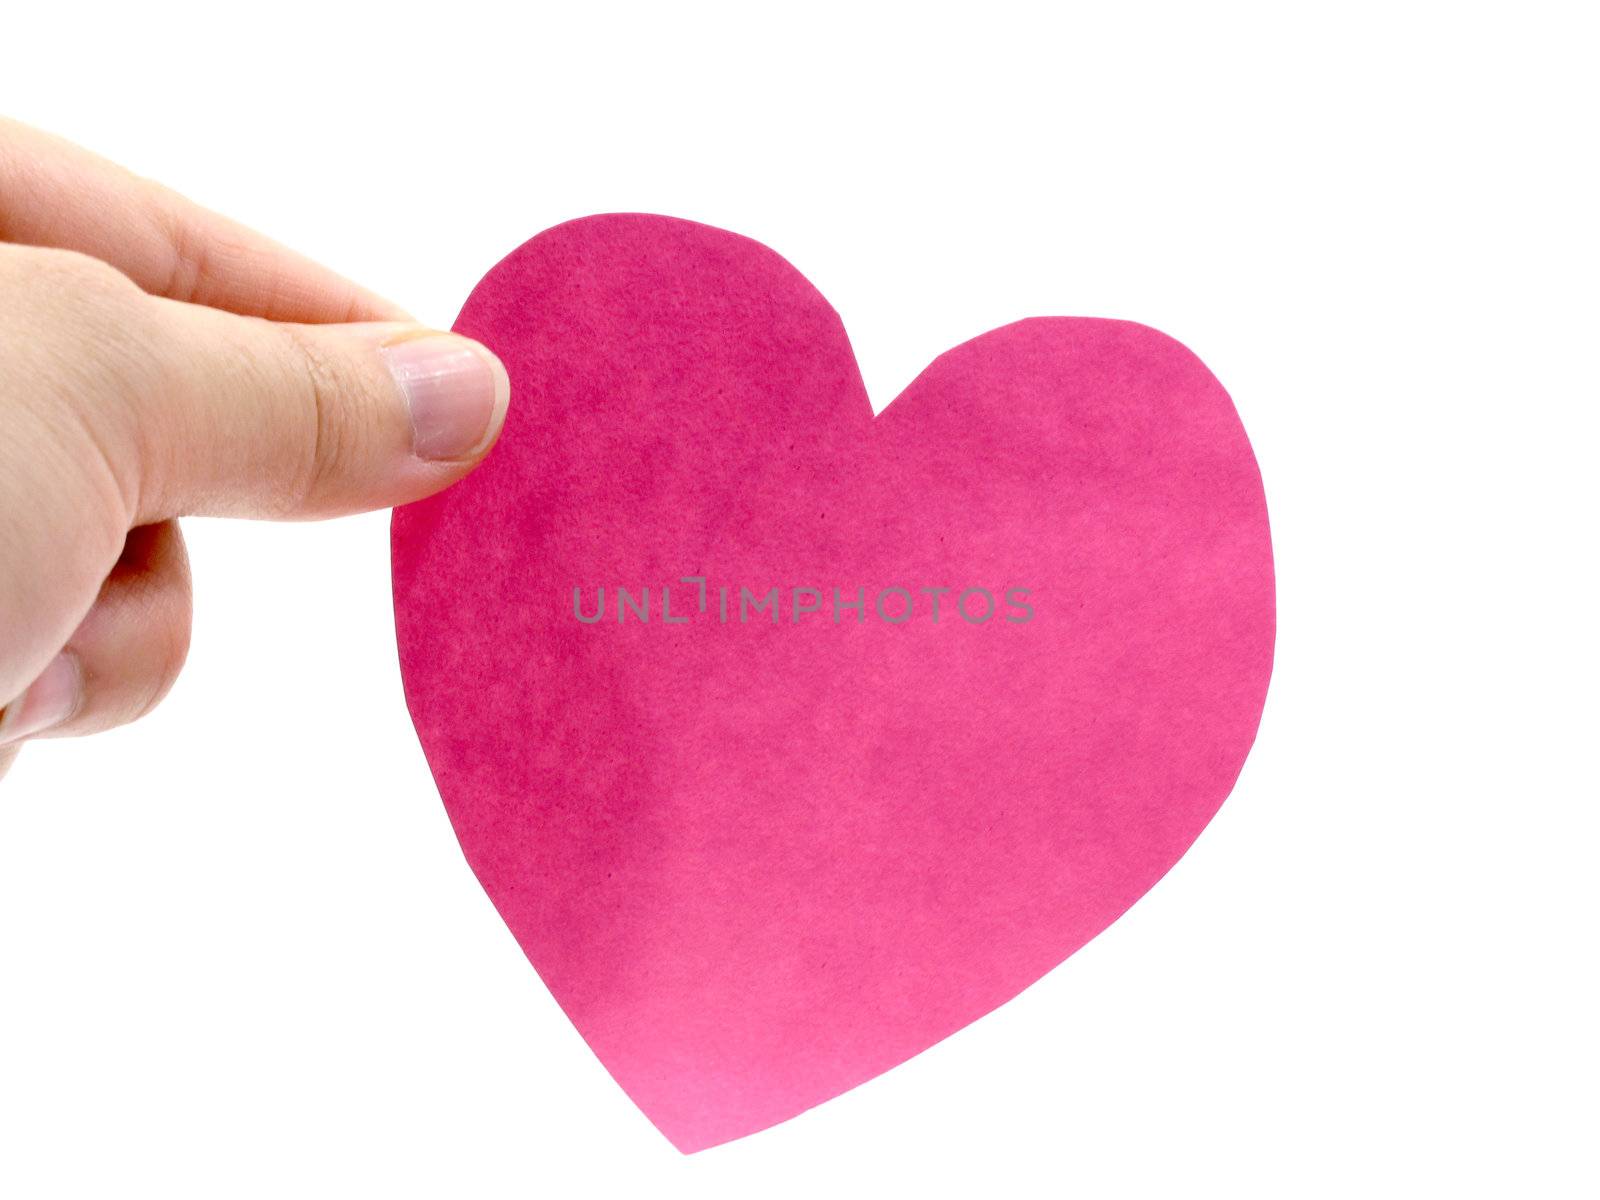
[111,300,511,523]
[0,117,406,323]
[0,523,191,748]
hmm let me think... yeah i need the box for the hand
[0,119,509,779]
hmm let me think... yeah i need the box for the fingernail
[382,334,509,461]
[0,652,83,746]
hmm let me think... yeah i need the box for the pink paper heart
[391,214,1274,1152]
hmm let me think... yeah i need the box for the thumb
[122,295,510,522]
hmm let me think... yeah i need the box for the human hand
[0,119,509,779]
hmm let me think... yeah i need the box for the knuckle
[153,192,241,309]
[275,324,361,515]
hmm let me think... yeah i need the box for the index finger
[0,117,406,324]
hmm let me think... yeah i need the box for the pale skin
[0,119,510,780]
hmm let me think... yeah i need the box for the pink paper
[390,214,1274,1152]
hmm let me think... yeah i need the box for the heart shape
[391,214,1274,1152]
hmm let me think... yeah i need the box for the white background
[2,3,1595,1196]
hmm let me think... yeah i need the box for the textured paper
[390,214,1275,1152]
